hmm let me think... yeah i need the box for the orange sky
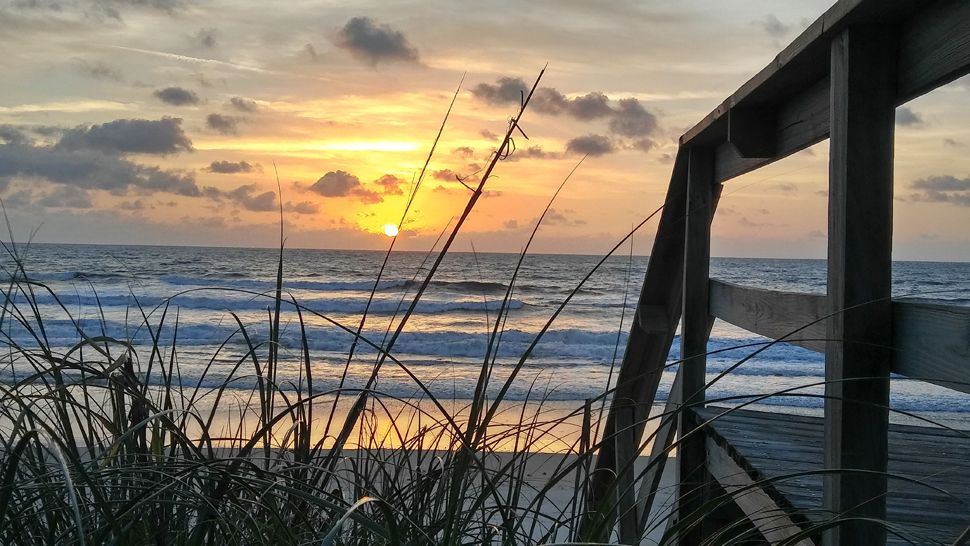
[0,0,967,260]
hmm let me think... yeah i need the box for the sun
[383,223,399,237]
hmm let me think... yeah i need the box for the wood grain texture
[891,301,970,394]
[697,407,970,546]
[708,280,827,353]
[706,435,816,546]
[824,25,895,546]
[677,147,717,545]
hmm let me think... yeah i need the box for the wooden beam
[706,435,816,546]
[823,25,895,546]
[896,0,970,102]
[583,149,690,541]
[698,0,970,183]
[891,301,970,395]
[708,280,828,353]
[728,107,778,158]
[635,369,682,535]
[678,146,718,545]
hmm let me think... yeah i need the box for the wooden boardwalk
[695,407,970,545]
[581,0,970,544]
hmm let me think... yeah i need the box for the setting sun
[383,223,399,237]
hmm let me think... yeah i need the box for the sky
[0,0,968,260]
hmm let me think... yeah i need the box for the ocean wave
[4,292,527,315]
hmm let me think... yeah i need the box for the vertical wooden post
[677,146,717,545]
[824,25,895,546]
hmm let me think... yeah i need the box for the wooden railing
[587,0,970,544]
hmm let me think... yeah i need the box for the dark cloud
[224,184,276,211]
[206,113,239,135]
[510,145,560,161]
[56,118,193,155]
[0,139,202,197]
[73,59,122,81]
[609,98,659,137]
[566,134,614,156]
[542,208,587,227]
[472,77,529,105]
[284,201,319,214]
[206,160,255,174]
[195,27,217,48]
[907,175,970,207]
[374,174,405,195]
[309,170,383,203]
[911,175,970,192]
[452,146,474,158]
[480,129,499,140]
[153,86,199,106]
[0,125,29,146]
[335,17,419,65]
[896,106,923,127]
[473,78,661,146]
[228,96,258,112]
[771,182,798,193]
[943,138,965,148]
[757,14,789,38]
[37,186,93,209]
[566,92,614,120]
[503,219,519,229]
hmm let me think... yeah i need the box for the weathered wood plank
[698,0,970,183]
[697,407,970,546]
[584,148,691,540]
[891,301,970,394]
[708,280,827,352]
[897,0,970,102]
[635,370,682,535]
[678,146,718,545]
[707,281,970,394]
[706,435,816,546]
[824,25,896,546]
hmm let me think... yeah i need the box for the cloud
[374,174,405,195]
[472,77,529,105]
[309,170,382,203]
[335,17,419,65]
[56,117,193,155]
[73,59,122,81]
[473,78,661,147]
[153,86,199,106]
[771,182,797,193]
[452,146,474,158]
[228,96,258,112]
[609,98,659,137]
[206,113,239,135]
[896,106,923,127]
[566,134,614,156]
[943,138,965,148]
[195,27,217,48]
[907,175,970,207]
[205,160,255,174]
[756,14,789,38]
[224,184,276,211]
[503,219,519,229]
[0,139,202,197]
[911,175,970,191]
[284,201,319,214]
[542,208,587,227]
[37,186,93,209]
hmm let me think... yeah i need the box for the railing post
[824,25,895,546]
[677,145,717,545]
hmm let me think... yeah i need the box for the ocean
[3,244,970,426]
